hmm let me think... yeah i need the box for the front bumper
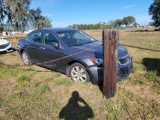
[0,44,13,53]
[87,58,133,84]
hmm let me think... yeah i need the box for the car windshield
[56,30,95,47]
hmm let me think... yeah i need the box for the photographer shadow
[59,91,94,120]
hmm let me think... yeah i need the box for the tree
[149,0,160,27]
[3,0,31,30]
[107,20,116,29]
[30,8,42,29]
[133,23,140,27]
[99,21,107,29]
[148,22,154,26]
[0,24,4,32]
[30,8,52,29]
[1,0,52,30]
[0,0,7,23]
[115,19,123,27]
[123,16,136,27]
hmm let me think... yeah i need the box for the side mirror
[52,42,59,49]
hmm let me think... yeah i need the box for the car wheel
[21,51,32,65]
[69,62,90,82]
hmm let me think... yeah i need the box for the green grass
[54,78,72,86]
[106,103,122,119]
[0,30,160,119]
[18,74,30,82]
[133,63,145,72]
[33,81,41,87]
[38,85,51,94]
[10,53,16,56]
[147,71,160,83]
[0,68,18,80]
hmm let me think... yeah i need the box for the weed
[133,64,145,72]
[18,74,30,82]
[106,103,121,120]
[24,67,35,72]
[10,53,16,56]
[45,77,54,82]
[55,73,61,77]
[11,92,21,99]
[147,71,160,83]
[0,68,18,80]
[55,79,72,86]
[39,85,51,94]
[13,63,21,67]
[34,81,41,87]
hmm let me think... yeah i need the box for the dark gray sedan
[17,28,133,84]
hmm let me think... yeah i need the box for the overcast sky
[30,0,153,27]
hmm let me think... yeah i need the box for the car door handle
[39,47,45,50]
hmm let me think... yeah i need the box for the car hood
[0,38,9,45]
[72,41,129,59]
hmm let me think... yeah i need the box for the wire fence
[1,42,160,72]
[0,44,102,72]
[119,44,160,53]
[0,62,52,72]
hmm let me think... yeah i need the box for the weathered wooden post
[103,30,119,98]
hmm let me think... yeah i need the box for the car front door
[38,31,68,71]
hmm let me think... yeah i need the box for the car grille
[119,56,130,64]
[0,45,7,49]
[0,43,10,49]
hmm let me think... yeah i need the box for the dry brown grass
[0,30,160,120]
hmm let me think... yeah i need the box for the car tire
[21,51,32,65]
[69,62,90,83]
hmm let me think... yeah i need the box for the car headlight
[88,56,103,65]
[5,42,10,47]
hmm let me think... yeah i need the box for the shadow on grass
[59,91,94,120]
[12,48,17,52]
[98,82,117,98]
[98,84,103,94]
[142,58,160,76]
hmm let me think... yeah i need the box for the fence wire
[119,44,160,53]
[1,42,160,72]
[0,44,102,72]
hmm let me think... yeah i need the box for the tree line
[69,16,136,30]
[69,0,160,30]
[1,0,160,31]
[149,0,160,28]
[0,0,52,31]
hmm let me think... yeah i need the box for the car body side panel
[26,41,44,63]
[17,28,133,85]
[37,45,68,70]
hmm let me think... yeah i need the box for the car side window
[44,32,58,45]
[26,31,42,43]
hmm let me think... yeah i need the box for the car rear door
[26,30,44,63]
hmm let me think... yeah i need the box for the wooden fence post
[103,29,119,98]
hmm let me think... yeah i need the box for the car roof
[41,28,77,32]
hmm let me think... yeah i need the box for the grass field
[0,30,160,120]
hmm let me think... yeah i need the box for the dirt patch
[13,33,27,37]
[120,84,160,102]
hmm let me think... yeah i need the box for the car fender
[66,58,94,77]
